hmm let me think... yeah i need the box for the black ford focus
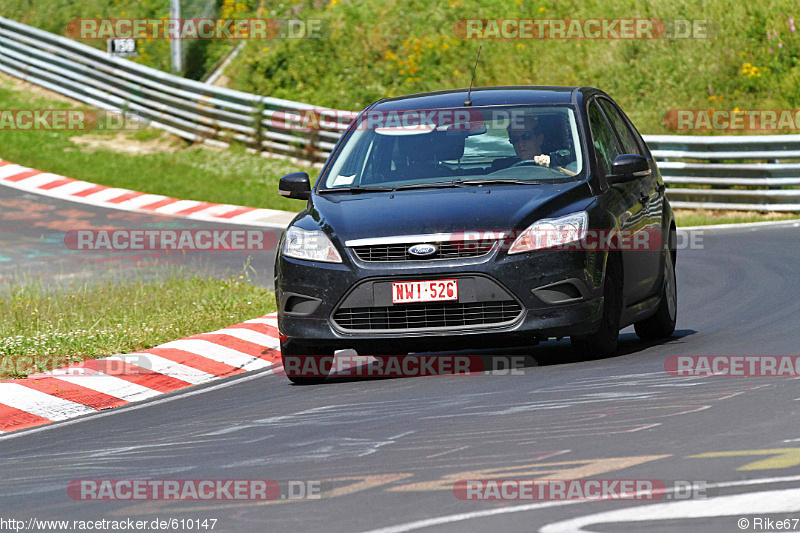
[275,86,676,384]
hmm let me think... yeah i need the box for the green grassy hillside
[227,0,800,133]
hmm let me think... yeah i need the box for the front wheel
[634,251,677,340]
[280,340,334,385]
[571,255,622,358]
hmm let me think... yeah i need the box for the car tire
[571,254,622,358]
[280,340,334,385]
[634,250,677,340]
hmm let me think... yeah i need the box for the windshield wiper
[318,185,395,193]
[458,178,543,186]
[393,178,547,190]
[394,180,467,190]
[324,178,547,193]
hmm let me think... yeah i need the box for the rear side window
[598,99,643,156]
[587,101,622,176]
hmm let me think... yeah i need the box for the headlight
[508,211,588,254]
[282,227,342,263]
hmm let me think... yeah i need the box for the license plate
[392,279,458,304]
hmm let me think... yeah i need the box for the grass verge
[0,269,276,379]
[0,74,313,213]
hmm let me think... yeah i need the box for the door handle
[639,193,649,206]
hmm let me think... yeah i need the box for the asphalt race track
[1,189,800,532]
[0,186,283,286]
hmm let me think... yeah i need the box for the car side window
[598,99,642,156]
[587,100,622,176]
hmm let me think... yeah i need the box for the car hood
[306,182,592,242]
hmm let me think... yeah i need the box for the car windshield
[320,105,584,190]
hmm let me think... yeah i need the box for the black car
[275,86,677,383]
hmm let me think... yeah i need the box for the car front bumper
[275,245,607,351]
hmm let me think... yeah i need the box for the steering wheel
[509,156,575,176]
[509,159,541,168]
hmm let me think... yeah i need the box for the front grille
[352,240,494,262]
[332,300,522,331]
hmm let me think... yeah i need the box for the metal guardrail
[644,135,800,211]
[2,16,800,211]
[0,16,355,166]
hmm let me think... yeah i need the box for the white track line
[541,487,800,532]
[358,475,800,533]
[0,383,95,420]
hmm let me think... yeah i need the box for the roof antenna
[464,46,482,107]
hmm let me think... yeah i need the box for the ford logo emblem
[408,243,437,256]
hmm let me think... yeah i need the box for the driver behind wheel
[509,115,549,165]
[491,115,576,176]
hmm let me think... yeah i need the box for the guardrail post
[252,99,265,154]
[306,117,319,163]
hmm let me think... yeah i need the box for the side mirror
[278,172,311,200]
[607,154,651,185]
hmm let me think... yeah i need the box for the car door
[586,99,650,305]
[598,98,662,300]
